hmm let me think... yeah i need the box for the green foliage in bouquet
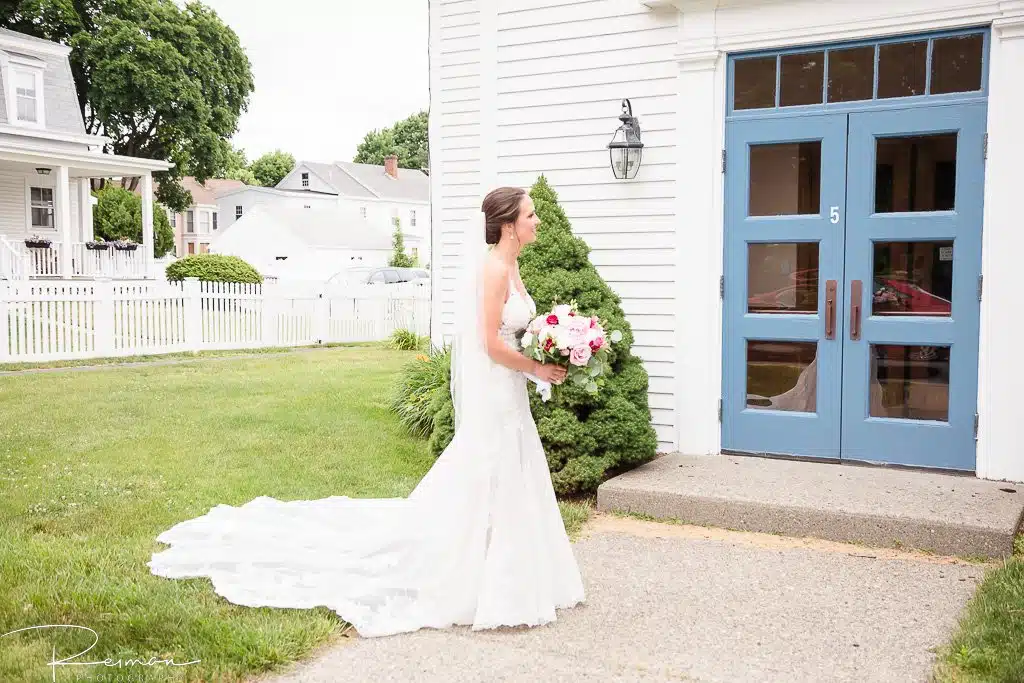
[399,176,657,494]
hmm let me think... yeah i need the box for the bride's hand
[534,362,567,385]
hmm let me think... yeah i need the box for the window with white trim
[30,187,54,228]
[186,210,195,233]
[212,212,218,231]
[235,205,243,219]
[301,172,309,187]
[198,211,210,234]
[14,69,38,123]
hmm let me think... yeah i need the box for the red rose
[544,338,554,351]
[546,314,559,325]
[590,337,604,351]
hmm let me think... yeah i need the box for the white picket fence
[0,278,430,363]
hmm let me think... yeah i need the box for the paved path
[256,515,983,683]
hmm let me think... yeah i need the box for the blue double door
[722,104,985,470]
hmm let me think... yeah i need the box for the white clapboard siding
[431,0,681,449]
[0,175,26,236]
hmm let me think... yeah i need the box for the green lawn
[0,347,590,683]
[935,548,1024,683]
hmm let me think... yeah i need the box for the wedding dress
[148,240,586,638]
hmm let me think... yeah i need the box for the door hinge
[718,399,723,422]
[974,413,979,440]
[721,149,727,173]
[983,132,988,160]
[977,274,983,301]
[719,275,725,299]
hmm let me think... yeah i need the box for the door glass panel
[746,341,817,412]
[749,142,821,216]
[870,345,950,421]
[877,41,928,99]
[827,46,875,103]
[875,134,957,212]
[931,34,984,95]
[734,57,777,110]
[780,52,824,106]
[748,243,819,313]
[872,241,953,316]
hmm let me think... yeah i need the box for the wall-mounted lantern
[607,99,643,180]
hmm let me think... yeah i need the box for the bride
[148,187,587,638]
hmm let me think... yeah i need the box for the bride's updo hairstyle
[481,187,526,245]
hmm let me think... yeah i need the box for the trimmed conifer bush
[412,176,657,495]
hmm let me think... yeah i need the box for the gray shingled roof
[0,29,87,135]
[302,162,378,199]
[336,161,429,202]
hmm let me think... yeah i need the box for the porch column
[78,177,93,241]
[673,8,724,455]
[976,11,1024,481]
[55,165,72,278]
[140,172,154,278]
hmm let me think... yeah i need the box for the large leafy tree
[354,110,428,171]
[1,0,254,212]
[249,150,295,188]
[220,144,257,185]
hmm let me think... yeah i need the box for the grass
[0,342,375,373]
[934,535,1024,683]
[1,347,534,683]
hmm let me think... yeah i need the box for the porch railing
[0,236,29,280]
[0,239,148,279]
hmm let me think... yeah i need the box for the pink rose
[570,344,592,367]
[589,336,604,351]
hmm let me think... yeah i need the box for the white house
[428,0,1024,484]
[219,155,432,266]
[209,203,394,282]
[164,176,246,257]
[0,28,171,280]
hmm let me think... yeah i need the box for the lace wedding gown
[148,276,586,638]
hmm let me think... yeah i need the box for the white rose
[553,304,572,318]
[520,332,534,348]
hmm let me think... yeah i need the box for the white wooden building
[209,203,395,283]
[428,0,1024,483]
[0,28,171,280]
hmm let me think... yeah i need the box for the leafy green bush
[388,329,428,351]
[419,176,658,494]
[390,346,451,439]
[165,254,263,284]
[93,186,175,257]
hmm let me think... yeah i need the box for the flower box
[113,240,138,251]
[24,237,52,249]
[86,240,110,251]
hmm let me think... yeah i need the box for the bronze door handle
[850,280,862,341]
[825,279,837,340]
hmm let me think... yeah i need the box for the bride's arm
[481,260,542,374]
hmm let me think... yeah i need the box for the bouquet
[519,301,623,400]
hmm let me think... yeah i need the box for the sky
[200,0,430,165]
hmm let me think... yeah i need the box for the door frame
[720,27,990,470]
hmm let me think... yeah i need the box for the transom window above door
[731,29,987,113]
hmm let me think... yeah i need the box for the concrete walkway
[598,453,1024,558]
[257,515,984,683]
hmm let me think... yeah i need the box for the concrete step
[596,453,1024,558]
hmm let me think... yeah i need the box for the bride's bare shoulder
[482,255,511,288]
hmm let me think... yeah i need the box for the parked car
[365,267,429,284]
